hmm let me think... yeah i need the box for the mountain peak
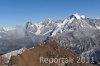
[47,18,51,21]
[25,21,33,29]
[70,13,86,19]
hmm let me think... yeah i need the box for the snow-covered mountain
[0,13,100,63]
[25,13,100,37]
[0,13,99,38]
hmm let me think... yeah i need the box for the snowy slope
[0,13,98,38]
[2,48,26,63]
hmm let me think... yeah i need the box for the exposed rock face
[25,21,33,29]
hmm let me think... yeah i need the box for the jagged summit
[70,13,86,19]
[25,21,33,29]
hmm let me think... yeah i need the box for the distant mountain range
[0,13,100,65]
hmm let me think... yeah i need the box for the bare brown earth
[0,56,5,66]
[5,41,95,66]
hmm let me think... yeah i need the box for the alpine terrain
[0,13,100,66]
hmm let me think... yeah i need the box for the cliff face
[6,41,95,66]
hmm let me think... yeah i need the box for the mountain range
[0,13,100,65]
